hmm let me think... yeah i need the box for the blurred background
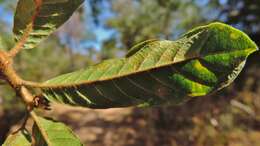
[0,0,259,146]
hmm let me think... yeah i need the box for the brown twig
[0,50,22,87]
[0,50,35,109]
[20,86,36,111]
[21,80,47,88]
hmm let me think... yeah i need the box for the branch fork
[0,48,40,110]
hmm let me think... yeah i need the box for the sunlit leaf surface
[2,130,31,146]
[39,22,258,108]
[33,116,83,146]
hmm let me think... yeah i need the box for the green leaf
[13,0,84,49]
[2,130,31,146]
[32,115,83,146]
[38,22,258,108]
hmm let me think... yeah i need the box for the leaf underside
[33,116,83,146]
[39,22,258,109]
[2,130,31,146]
[13,0,84,49]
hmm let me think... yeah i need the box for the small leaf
[3,130,31,146]
[13,0,84,49]
[32,116,83,146]
[38,22,258,108]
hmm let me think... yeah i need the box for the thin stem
[20,86,35,110]
[8,44,23,58]
[22,80,45,88]
[8,24,33,58]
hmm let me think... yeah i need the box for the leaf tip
[209,22,258,53]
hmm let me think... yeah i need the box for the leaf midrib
[32,115,53,146]
[40,48,256,88]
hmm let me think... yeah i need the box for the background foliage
[0,0,259,146]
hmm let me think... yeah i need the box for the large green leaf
[13,0,84,49]
[2,130,31,146]
[32,116,83,146]
[37,22,258,108]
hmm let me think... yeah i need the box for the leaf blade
[2,130,31,146]
[32,115,83,146]
[38,22,258,108]
[13,0,84,50]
